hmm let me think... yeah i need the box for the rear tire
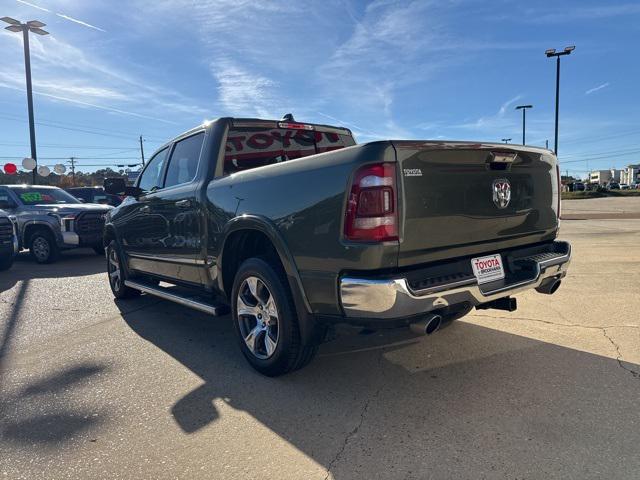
[29,230,59,264]
[106,240,140,299]
[231,257,317,376]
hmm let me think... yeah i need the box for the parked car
[619,183,630,190]
[0,185,112,263]
[0,208,18,271]
[608,182,620,190]
[572,182,585,191]
[103,116,571,376]
[65,186,123,206]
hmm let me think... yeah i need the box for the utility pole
[545,46,575,155]
[68,157,76,186]
[1,17,50,184]
[545,139,549,149]
[515,105,533,145]
[139,135,145,166]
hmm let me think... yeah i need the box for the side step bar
[124,280,228,316]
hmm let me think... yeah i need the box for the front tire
[231,257,317,376]
[106,240,140,299]
[29,230,59,264]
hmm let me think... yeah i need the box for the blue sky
[1,0,639,178]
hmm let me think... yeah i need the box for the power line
[0,142,141,149]
[0,113,168,142]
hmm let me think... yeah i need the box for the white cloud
[15,0,49,12]
[55,13,105,32]
[212,59,279,118]
[585,82,610,95]
[0,28,208,122]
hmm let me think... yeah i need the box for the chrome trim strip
[124,280,223,315]
[128,252,206,265]
[340,241,571,319]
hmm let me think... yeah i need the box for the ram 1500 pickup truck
[0,185,112,263]
[103,116,571,376]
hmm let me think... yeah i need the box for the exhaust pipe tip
[410,314,442,336]
[536,278,562,295]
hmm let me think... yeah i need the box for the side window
[74,190,90,201]
[138,147,169,192]
[164,132,204,188]
[0,188,15,209]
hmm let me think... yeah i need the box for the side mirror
[104,178,142,197]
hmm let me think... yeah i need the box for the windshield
[10,187,81,205]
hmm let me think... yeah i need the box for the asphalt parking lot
[1,212,639,478]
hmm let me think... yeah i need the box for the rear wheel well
[221,229,282,298]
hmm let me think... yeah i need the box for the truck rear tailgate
[394,141,559,267]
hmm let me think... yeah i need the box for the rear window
[223,127,354,175]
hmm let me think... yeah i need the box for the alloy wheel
[108,247,121,292]
[236,276,279,360]
[32,236,50,262]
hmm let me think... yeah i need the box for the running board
[124,280,229,316]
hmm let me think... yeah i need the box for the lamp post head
[515,105,533,110]
[1,17,49,35]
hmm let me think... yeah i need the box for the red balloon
[3,163,17,175]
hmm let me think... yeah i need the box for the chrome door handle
[175,199,192,208]
[140,205,151,213]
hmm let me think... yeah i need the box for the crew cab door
[123,132,206,284]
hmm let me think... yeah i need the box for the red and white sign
[471,253,505,284]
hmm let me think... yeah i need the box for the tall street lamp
[515,105,532,145]
[1,17,49,184]
[501,138,512,144]
[545,45,575,155]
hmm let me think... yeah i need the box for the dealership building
[620,164,640,185]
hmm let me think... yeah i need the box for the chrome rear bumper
[340,241,571,319]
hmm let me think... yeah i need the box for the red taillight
[344,163,398,242]
[277,122,314,130]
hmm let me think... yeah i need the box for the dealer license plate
[471,254,505,284]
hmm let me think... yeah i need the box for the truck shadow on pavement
[117,299,640,479]
[0,249,105,293]
[0,363,109,445]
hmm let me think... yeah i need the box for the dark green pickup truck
[103,116,571,376]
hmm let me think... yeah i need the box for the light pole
[515,105,532,145]
[1,17,49,184]
[545,46,575,155]
[501,138,512,144]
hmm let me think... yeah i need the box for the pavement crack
[472,313,640,331]
[473,313,640,380]
[602,328,640,379]
[323,348,386,480]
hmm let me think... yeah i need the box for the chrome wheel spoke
[264,331,277,356]
[265,295,277,320]
[237,295,257,317]
[246,277,259,300]
[244,324,263,354]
